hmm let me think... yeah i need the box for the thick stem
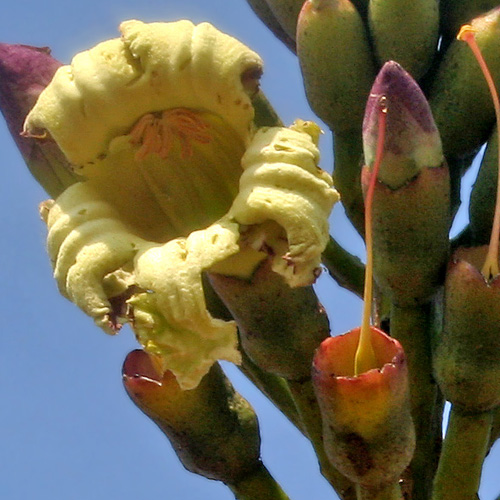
[355,482,403,500]
[288,379,357,500]
[390,303,442,500]
[432,408,492,500]
[322,235,365,299]
[333,132,366,236]
[228,463,291,500]
[239,350,305,435]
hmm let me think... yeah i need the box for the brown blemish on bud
[340,432,374,478]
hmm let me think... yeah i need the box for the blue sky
[0,1,498,499]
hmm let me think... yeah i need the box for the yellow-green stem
[228,463,290,500]
[390,303,442,500]
[432,408,492,500]
[458,25,500,279]
[288,379,356,500]
[322,235,365,299]
[355,482,403,500]
[239,350,305,435]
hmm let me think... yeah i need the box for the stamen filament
[130,108,212,161]
[354,96,388,376]
[458,25,500,279]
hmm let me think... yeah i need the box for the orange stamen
[354,96,388,376]
[459,25,500,279]
[130,108,212,161]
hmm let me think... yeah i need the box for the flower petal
[229,120,339,286]
[44,182,146,332]
[24,20,263,166]
[130,218,242,389]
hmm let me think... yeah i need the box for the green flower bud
[368,0,439,80]
[429,7,500,168]
[434,246,500,412]
[363,62,450,305]
[209,258,329,381]
[297,0,376,135]
[122,350,261,483]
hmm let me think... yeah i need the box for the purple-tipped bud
[363,61,443,189]
[0,43,76,196]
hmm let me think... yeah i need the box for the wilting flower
[312,326,415,489]
[22,20,338,389]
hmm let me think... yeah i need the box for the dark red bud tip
[122,349,162,385]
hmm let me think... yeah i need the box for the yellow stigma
[354,96,388,376]
[457,24,476,42]
[129,108,213,161]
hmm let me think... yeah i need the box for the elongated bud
[368,0,439,80]
[297,0,376,135]
[0,43,77,197]
[209,258,329,381]
[429,7,500,168]
[245,0,296,52]
[363,61,450,305]
[434,247,500,412]
[265,0,306,41]
[312,327,415,489]
[123,350,261,483]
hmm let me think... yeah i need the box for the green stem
[390,303,442,500]
[204,277,304,434]
[239,350,305,435]
[288,378,356,500]
[227,463,290,500]
[333,131,366,236]
[432,407,492,500]
[322,235,365,298]
[355,482,403,500]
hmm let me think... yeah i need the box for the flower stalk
[432,408,493,500]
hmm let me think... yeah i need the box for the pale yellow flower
[25,20,338,389]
